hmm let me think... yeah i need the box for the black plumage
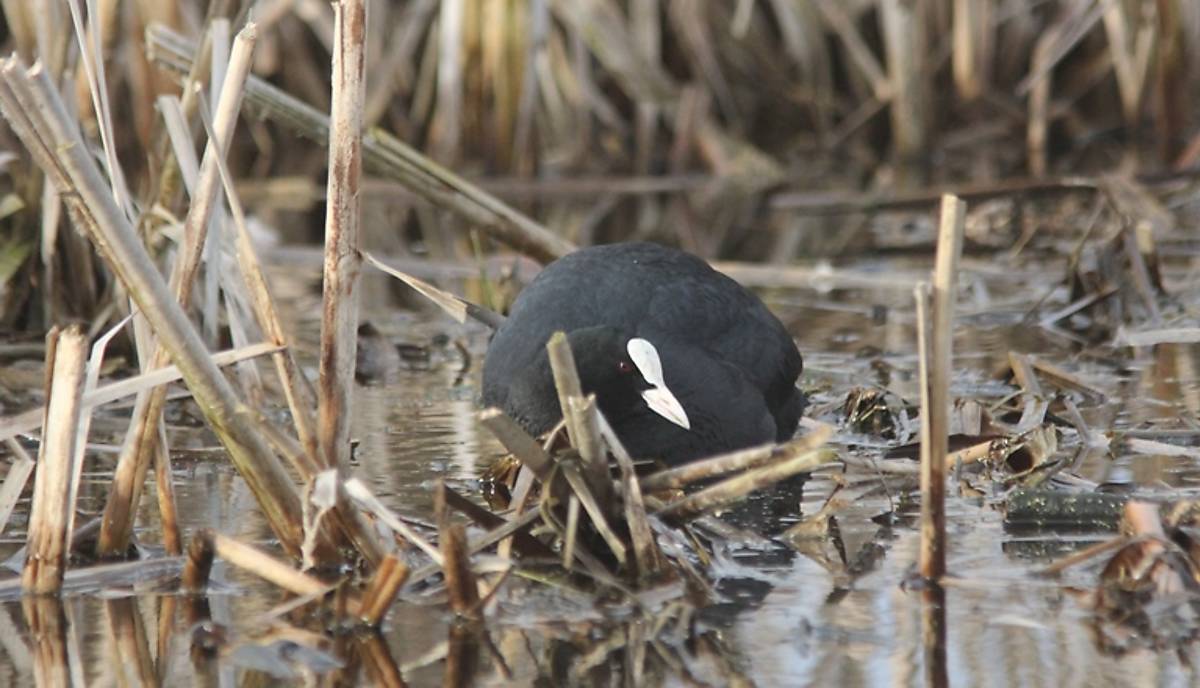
[482,242,804,465]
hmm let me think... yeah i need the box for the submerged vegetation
[0,0,1198,684]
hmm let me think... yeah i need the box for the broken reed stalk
[358,556,410,627]
[640,424,836,492]
[917,194,967,582]
[362,252,507,329]
[98,22,258,558]
[440,487,556,559]
[546,333,612,509]
[1007,352,1049,432]
[183,528,361,612]
[560,464,627,566]
[146,23,575,265]
[357,633,407,688]
[194,95,385,567]
[343,478,444,565]
[211,532,333,600]
[477,409,554,480]
[404,509,543,589]
[914,298,937,574]
[596,414,663,579]
[317,0,366,476]
[563,496,581,568]
[0,343,281,445]
[167,95,321,474]
[22,326,88,595]
[0,57,320,562]
[436,483,480,616]
[654,443,834,523]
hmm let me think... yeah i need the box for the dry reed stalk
[813,0,889,100]
[151,437,181,556]
[344,478,443,565]
[362,252,507,328]
[640,424,835,492]
[201,18,231,347]
[1027,30,1055,177]
[211,532,336,601]
[562,494,580,568]
[0,342,281,444]
[917,194,966,582]
[357,556,410,626]
[0,439,35,535]
[567,395,612,504]
[879,0,929,166]
[596,414,663,579]
[0,58,318,562]
[441,486,555,558]
[654,444,833,523]
[356,633,407,688]
[1101,0,1155,126]
[436,483,480,616]
[944,439,996,468]
[1008,351,1049,432]
[318,0,366,477]
[193,98,385,565]
[477,408,554,480]
[952,0,991,101]
[1037,535,1130,577]
[147,24,575,264]
[560,463,627,565]
[914,290,937,579]
[149,0,226,213]
[433,0,464,163]
[67,0,132,217]
[22,326,87,595]
[97,22,258,558]
[546,332,612,507]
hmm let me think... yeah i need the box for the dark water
[0,263,1198,685]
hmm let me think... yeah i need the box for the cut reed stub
[23,325,88,595]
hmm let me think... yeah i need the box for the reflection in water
[0,284,1199,685]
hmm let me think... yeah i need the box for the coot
[482,242,804,465]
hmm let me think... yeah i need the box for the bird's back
[483,243,802,438]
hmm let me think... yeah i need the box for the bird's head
[567,326,690,430]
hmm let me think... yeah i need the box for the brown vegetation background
[1,0,1198,331]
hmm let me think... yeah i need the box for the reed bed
[0,0,1199,684]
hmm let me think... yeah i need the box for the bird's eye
[617,360,634,374]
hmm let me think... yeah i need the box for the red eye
[617,360,634,374]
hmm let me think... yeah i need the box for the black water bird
[482,242,804,466]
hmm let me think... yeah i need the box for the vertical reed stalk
[0,57,317,561]
[318,0,367,474]
[23,325,87,594]
[879,0,929,168]
[358,556,410,626]
[546,332,612,508]
[98,22,258,558]
[917,195,966,581]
